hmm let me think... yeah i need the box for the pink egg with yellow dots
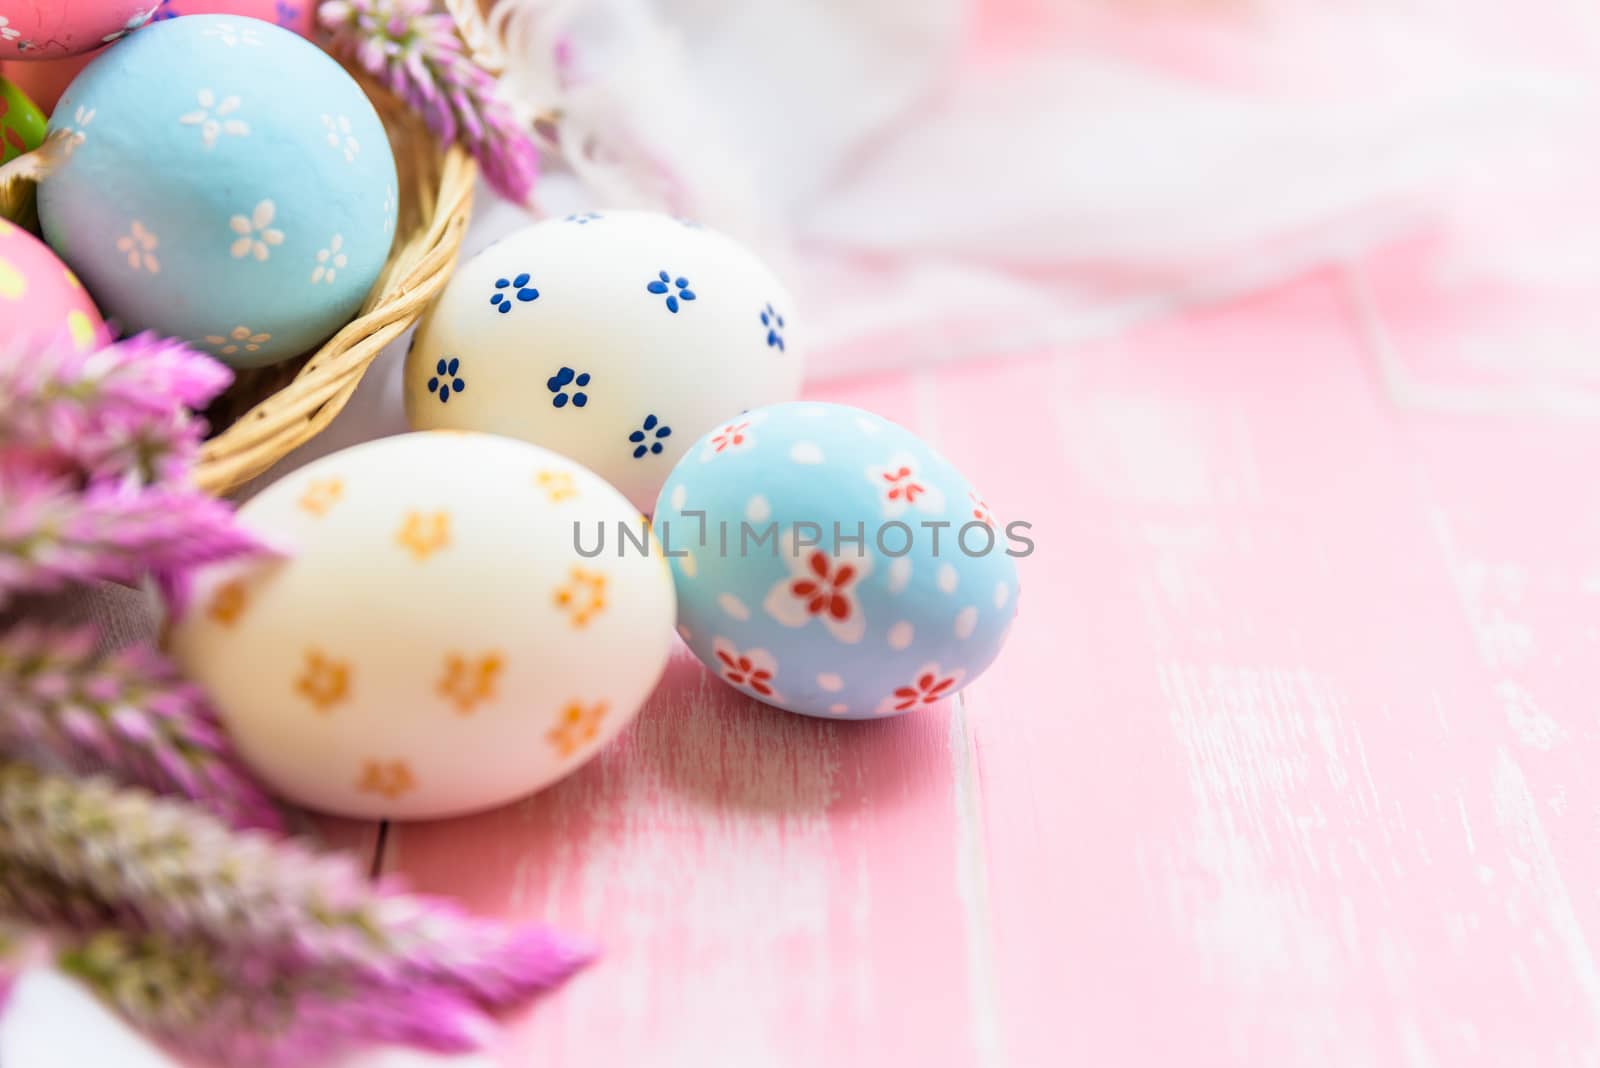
[1,0,314,110]
[0,218,105,352]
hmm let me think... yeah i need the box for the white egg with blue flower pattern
[654,402,1022,719]
[37,15,397,368]
[405,211,803,512]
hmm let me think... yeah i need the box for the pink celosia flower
[0,624,283,832]
[60,928,497,1066]
[0,763,594,1015]
[0,332,232,486]
[0,472,268,610]
[320,0,540,203]
[0,309,591,1066]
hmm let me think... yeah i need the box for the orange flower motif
[547,700,608,757]
[295,649,349,713]
[437,652,505,715]
[357,760,416,800]
[207,580,248,627]
[554,567,607,628]
[299,477,344,517]
[536,470,577,503]
[397,511,450,560]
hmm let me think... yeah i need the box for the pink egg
[1,1,314,110]
[147,0,315,35]
[0,2,162,61]
[0,219,106,351]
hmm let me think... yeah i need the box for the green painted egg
[0,78,45,165]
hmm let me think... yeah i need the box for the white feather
[476,0,775,246]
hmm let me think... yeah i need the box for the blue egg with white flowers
[38,15,398,368]
[654,401,1022,719]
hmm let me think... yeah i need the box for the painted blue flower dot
[628,414,673,459]
[761,303,786,352]
[548,367,591,409]
[565,212,603,224]
[427,357,465,404]
[647,270,697,314]
[490,274,539,314]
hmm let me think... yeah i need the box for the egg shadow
[374,646,958,885]
[615,645,955,817]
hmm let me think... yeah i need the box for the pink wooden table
[340,237,1599,1065]
[4,5,1597,1064]
[12,232,1596,1067]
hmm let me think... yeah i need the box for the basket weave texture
[0,68,476,496]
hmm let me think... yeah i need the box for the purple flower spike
[58,929,498,1067]
[0,472,271,611]
[0,331,232,486]
[0,625,284,832]
[320,0,540,203]
[0,765,595,1064]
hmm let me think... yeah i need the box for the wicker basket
[0,69,476,497]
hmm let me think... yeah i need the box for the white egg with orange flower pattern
[169,432,675,820]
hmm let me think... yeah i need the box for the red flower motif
[969,491,995,528]
[865,453,945,519]
[789,551,860,621]
[882,466,926,503]
[711,421,751,453]
[716,648,775,696]
[893,670,960,711]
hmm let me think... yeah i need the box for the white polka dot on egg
[718,592,750,621]
[887,557,913,595]
[954,606,979,640]
[789,441,825,465]
[888,621,915,651]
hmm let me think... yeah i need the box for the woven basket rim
[0,66,478,498]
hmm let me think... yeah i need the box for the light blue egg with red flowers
[37,15,397,367]
[653,401,1022,720]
